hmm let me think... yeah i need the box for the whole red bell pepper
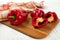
[45,12,58,23]
[7,9,28,25]
[31,8,44,18]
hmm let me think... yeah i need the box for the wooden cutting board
[1,15,60,39]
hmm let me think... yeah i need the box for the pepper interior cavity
[47,14,54,23]
[36,17,44,26]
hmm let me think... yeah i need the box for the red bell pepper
[7,9,28,25]
[31,8,48,28]
[31,8,44,18]
[32,16,48,28]
[45,12,58,23]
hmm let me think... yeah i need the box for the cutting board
[1,14,59,39]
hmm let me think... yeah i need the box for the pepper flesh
[36,17,44,26]
[7,9,28,25]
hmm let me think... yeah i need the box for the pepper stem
[9,16,16,20]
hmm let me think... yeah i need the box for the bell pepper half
[45,12,58,23]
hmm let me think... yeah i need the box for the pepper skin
[45,12,58,23]
[31,8,44,18]
[32,16,48,28]
[7,9,28,25]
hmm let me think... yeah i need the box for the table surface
[0,0,60,40]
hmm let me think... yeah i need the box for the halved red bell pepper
[45,12,58,23]
[31,8,47,28]
[31,8,44,18]
[7,9,28,25]
[32,16,48,28]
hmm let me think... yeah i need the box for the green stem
[9,16,16,20]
